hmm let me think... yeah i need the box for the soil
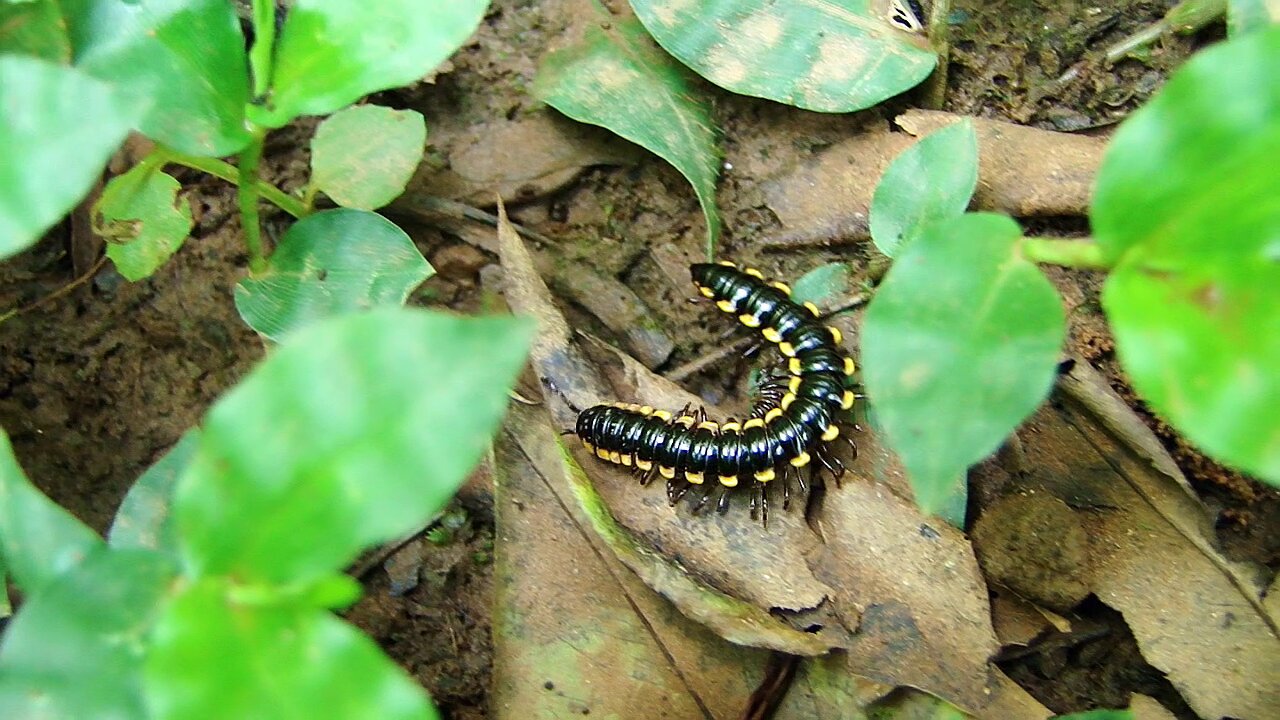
[1,1,1274,719]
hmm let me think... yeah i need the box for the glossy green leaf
[1094,27,1280,485]
[0,0,71,62]
[871,119,979,258]
[791,262,854,308]
[63,0,251,156]
[175,308,533,584]
[862,213,1065,512]
[109,430,201,554]
[630,0,936,112]
[145,577,437,720]
[311,105,427,210]
[0,56,136,261]
[0,548,176,720]
[259,0,488,127]
[0,428,104,595]
[98,164,193,281]
[234,209,434,340]
[534,17,721,256]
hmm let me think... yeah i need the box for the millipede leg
[638,465,658,486]
[792,465,809,495]
[715,487,732,515]
[782,472,793,511]
[760,484,771,528]
[749,484,761,520]
[667,479,691,506]
[691,484,716,515]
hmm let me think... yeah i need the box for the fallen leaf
[970,365,1280,718]
[410,110,639,206]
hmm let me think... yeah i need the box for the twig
[0,255,108,324]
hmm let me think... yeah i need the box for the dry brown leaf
[493,407,770,719]
[976,383,1280,718]
[1129,693,1179,720]
[411,110,639,206]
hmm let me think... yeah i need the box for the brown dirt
[2,1,1274,718]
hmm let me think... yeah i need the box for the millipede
[575,261,857,524]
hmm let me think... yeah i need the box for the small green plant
[861,24,1280,511]
[0,0,489,338]
[0,308,533,718]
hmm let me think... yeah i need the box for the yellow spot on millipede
[755,468,776,482]
[717,299,737,313]
[764,408,783,422]
[828,325,843,344]
[763,327,783,343]
[744,267,765,279]
[697,420,719,431]
[822,424,840,442]
[744,417,765,429]
[779,341,796,357]
[660,465,676,479]
[739,314,762,328]
[780,393,796,410]
[699,286,716,298]
[770,281,791,295]
[842,391,855,410]
[686,471,705,485]
[790,451,811,468]
[804,301,821,317]
[718,475,739,487]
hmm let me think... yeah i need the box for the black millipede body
[574,262,857,524]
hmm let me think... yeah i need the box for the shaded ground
[1,0,1273,718]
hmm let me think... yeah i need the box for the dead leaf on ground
[969,361,1280,719]
[497,209,1049,717]
[761,111,1105,248]
[410,110,640,206]
[493,404,771,720]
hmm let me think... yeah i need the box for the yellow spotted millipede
[575,262,856,523]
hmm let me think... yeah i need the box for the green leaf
[1093,27,1280,485]
[98,164,193,281]
[145,577,437,720]
[1229,0,1279,35]
[791,262,854,308]
[871,119,979,258]
[311,105,427,210]
[108,429,201,554]
[175,308,533,584]
[234,209,434,341]
[630,0,936,112]
[0,428,104,595]
[258,0,489,127]
[534,17,721,257]
[64,0,251,156]
[0,0,71,62]
[0,548,176,720]
[0,56,137,261]
[861,213,1065,512]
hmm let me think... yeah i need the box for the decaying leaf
[410,110,640,206]
[969,362,1280,719]
[493,404,771,719]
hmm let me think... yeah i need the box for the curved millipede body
[575,262,857,523]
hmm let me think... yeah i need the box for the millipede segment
[575,262,857,523]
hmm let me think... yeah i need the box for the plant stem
[249,0,276,100]
[237,131,269,273]
[153,148,307,219]
[1021,237,1111,270]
